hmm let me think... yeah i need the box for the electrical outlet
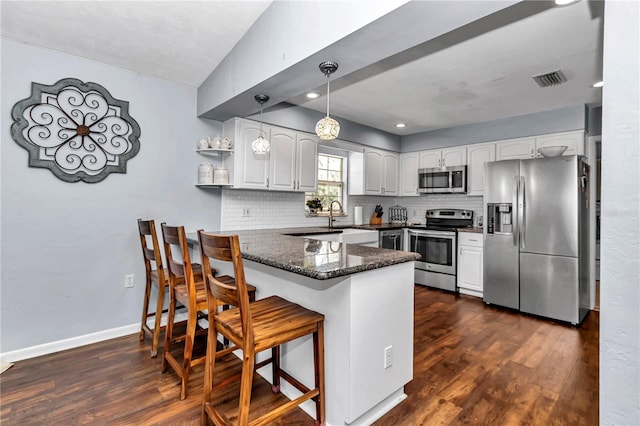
[125,274,135,288]
[384,345,393,369]
[242,208,250,217]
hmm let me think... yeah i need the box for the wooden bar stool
[161,224,256,400]
[198,231,325,426]
[137,218,203,357]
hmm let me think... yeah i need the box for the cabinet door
[441,147,467,167]
[296,134,318,192]
[467,142,496,196]
[269,127,297,191]
[236,120,270,189]
[495,137,536,161]
[535,130,585,157]
[419,150,441,169]
[382,153,399,196]
[458,245,483,294]
[399,152,419,196]
[364,149,383,194]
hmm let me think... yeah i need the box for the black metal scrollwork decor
[10,78,141,183]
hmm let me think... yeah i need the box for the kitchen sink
[305,228,379,247]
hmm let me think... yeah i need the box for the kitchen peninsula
[187,228,419,425]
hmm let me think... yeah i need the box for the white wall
[600,1,640,424]
[0,39,223,354]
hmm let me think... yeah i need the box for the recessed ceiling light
[555,0,580,5]
[396,123,406,128]
[306,92,320,99]
[593,80,604,88]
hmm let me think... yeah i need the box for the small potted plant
[306,198,323,215]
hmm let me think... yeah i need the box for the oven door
[409,230,456,274]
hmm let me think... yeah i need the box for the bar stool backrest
[198,231,254,346]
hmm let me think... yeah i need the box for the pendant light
[315,61,340,140]
[252,94,270,154]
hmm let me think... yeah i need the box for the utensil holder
[369,213,382,225]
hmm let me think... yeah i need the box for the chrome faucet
[329,200,343,229]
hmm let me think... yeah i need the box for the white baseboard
[1,311,189,363]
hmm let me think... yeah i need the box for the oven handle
[408,230,456,238]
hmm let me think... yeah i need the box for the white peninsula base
[215,259,415,425]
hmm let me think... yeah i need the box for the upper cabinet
[296,134,319,192]
[495,137,536,161]
[419,147,466,169]
[496,131,584,161]
[535,130,585,157]
[363,148,398,196]
[223,118,318,192]
[466,142,496,197]
[399,152,420,196]
[349,148,398,196]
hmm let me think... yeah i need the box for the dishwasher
[379,229,404,250]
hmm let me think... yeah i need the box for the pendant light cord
[326,74,331,117]
[259,103,264,135]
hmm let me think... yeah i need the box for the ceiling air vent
[532,70,567,88]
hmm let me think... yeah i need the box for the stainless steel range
[408,209,473,292]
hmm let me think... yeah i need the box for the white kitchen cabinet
[269,127,297,191]
[496,131,585,161]
[466,142,496,196]
[223,118,317,192]
[363,148,398,196]
[229,118,271,189]
[535,130,585,157]
[495,137,537,161]
[419,147,466,169]
[457,232,483,297]
[399,152,420,196]
[296,134,319,192]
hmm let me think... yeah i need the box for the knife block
[369,213,382,225]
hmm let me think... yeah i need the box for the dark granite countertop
[187,227,420,280]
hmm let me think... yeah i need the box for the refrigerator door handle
[513,175,519,247]
[520,176,526,249]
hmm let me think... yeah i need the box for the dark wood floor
[0,286,598,425]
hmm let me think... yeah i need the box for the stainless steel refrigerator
[483,155,590,324]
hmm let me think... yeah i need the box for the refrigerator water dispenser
[487,203,513,234]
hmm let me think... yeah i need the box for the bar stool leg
[314,323,326,426]
[271,345,281,393]
[149,282,165,357]
[180,307,198,400]
[237,348,256,425]
[140,275,152,341]
[161,289,176,373]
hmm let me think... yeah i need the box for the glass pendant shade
[315,116,340,140]
[252,94,270,154]
[251,135,270,154]
[315,61,340,141]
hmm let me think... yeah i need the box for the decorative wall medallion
[10,78,141,183]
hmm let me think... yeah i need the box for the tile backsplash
[221,189,484,230]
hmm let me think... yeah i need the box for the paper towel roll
[354,206,363,225]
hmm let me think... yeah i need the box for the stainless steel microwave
[418,165,467,194]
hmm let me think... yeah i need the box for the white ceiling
[1,1,603,136]
[0,1,272,87]
[287,0,604,134]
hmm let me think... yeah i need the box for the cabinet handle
[442,158,446,167]
[267,178,269,188]
[460,248,463,256]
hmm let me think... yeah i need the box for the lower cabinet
[457,232,483,297]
